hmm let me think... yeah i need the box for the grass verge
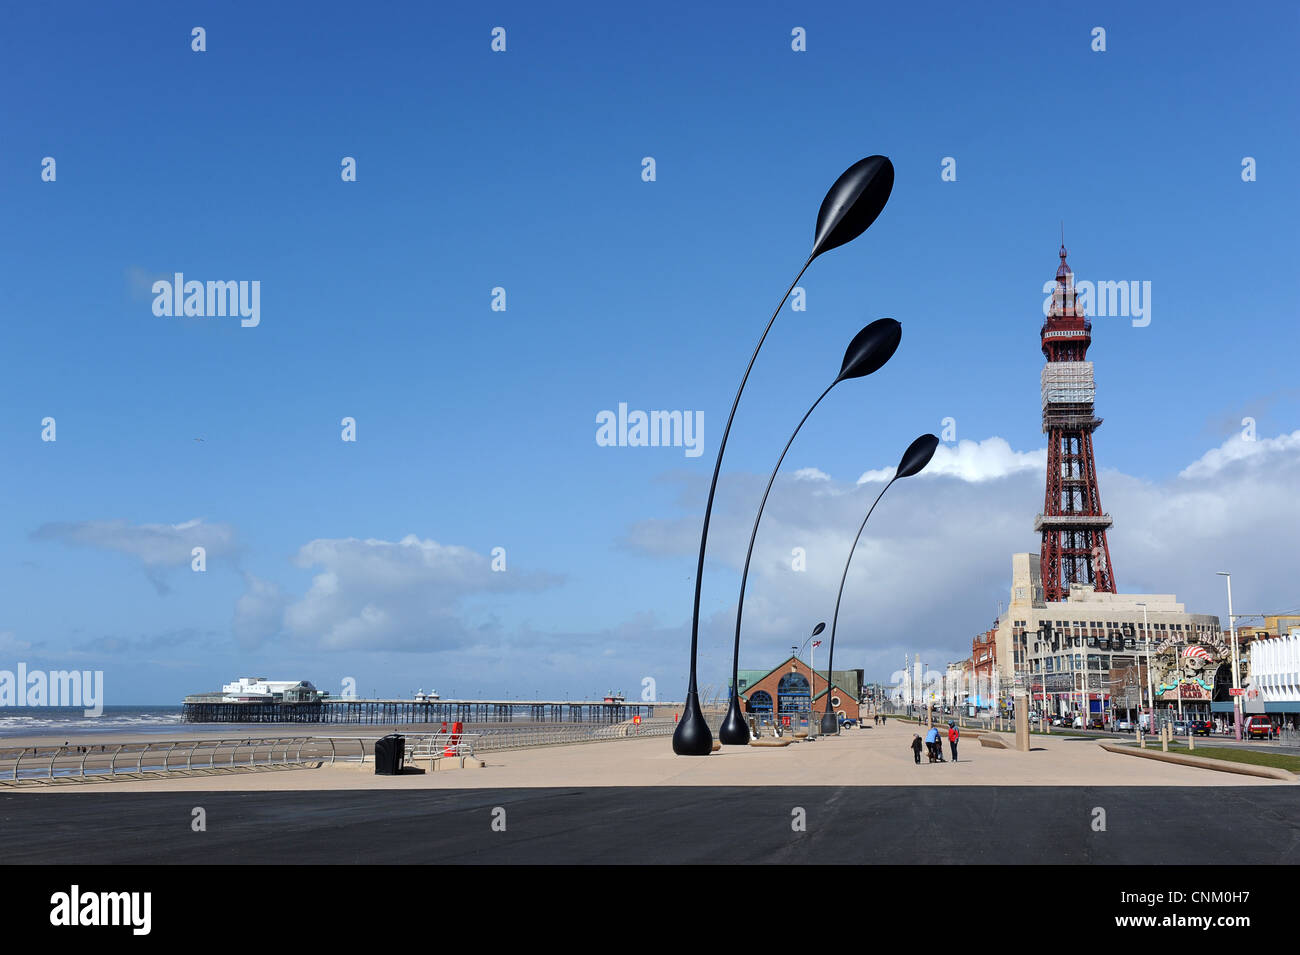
[1155,745,1300,773]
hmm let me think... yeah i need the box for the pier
[181,697,658,725]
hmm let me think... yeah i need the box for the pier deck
[181,698,658,724]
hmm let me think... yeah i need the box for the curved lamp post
[820,433,940,735]
[718,320,903,745]
[674,156,895,756]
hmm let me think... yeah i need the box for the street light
[821,434,940,735]
[674,156,895,756]
[1137,602,1156,734]
[719,319,903,745]
[1217,572,1244,741]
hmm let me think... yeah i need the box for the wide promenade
[5,721,1296,864]
[8,717,1292,793]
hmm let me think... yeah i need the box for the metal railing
[468,719,675,751]
[0,737,334,784]
[0,720,674,784]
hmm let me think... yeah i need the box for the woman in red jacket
[947,721,960,762]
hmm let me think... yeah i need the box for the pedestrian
[947,720,959,762]
[911,733,923,764]
[925,724,942,762]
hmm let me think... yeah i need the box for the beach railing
[0,719,677,784]
[468,718,676,751]
[0,737,338,783]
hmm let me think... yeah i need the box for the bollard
[1161,730,1168,753]
[1188,731,1195,751]
[1139,729,1146,749]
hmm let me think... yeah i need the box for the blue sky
[1,1,1297,704]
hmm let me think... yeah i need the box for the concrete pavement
[15,717,1290,794]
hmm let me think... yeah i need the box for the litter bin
[374,733,405,775]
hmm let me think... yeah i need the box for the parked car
[1071,715,1085,729]
[1115,718,1134,732]
[1189,719,1212,737]
[1088,717,1105,730]
[1244,717,1277,740]
[1172,720,1189,735]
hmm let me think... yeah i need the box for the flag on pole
[813,640,822,648]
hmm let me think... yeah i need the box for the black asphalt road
[3,786,1298,864]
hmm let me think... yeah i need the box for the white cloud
[30,518,237,594]
[792,467,831,481]
[857,437,1046,484]
[241,535,562,652]
[1179,429,1300,479]
[31,517,235,566]
[625,431,1300,687]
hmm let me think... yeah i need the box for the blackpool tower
[1035,243,1116,601]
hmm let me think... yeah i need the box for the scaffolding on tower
[1035,243,1117,601]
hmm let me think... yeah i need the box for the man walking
[947,720,960,762]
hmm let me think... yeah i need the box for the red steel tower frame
[1035,244,1116,601]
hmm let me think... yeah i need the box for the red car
[1243,717,1277,740]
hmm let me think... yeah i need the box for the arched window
[777,672,811,713]
[746,690,773,713]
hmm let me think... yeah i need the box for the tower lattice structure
[1035,244,1116,601]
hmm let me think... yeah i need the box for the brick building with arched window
[736,656,862,725]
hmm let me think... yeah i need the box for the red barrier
[444,721,464,757]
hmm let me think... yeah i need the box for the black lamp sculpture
[718,320,903,745]
[820,433,940,735]
[674,157,895,756]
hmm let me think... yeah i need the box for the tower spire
[1035,242,1116,601]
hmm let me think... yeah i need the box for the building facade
[1238,622,1300,726]
[995,553,1223,719]
[738,656,862,726]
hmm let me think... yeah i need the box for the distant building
[970,627,998,708]
[1241,621,1300,726]
[943,660,969,709]
[183,677,327,704]
[737,656,861,725]
[995,553,1223,718]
